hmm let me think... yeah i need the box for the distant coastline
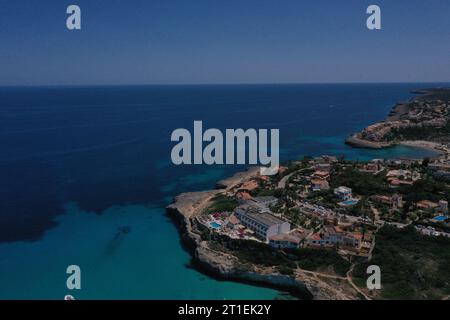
[345,87,450,157]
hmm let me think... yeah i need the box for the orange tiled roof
[334,226,344,233]
[227,215,240,225]
[417,200,439,209]
[240,180,258,191]
[311,179,329,186]
[309,233,322,241]
[352,233,364,240]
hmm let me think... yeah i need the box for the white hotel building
[235,205,290,242]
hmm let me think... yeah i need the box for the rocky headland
[345,88,450,155]
[166,169,362,300]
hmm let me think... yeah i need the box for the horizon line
[1,80,450,88]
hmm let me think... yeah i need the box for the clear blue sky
[0,0,449,85]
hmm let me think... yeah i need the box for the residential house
[371,194,403,210]
[334,186,353,201]
[360,161,384,174]
[417,200,440,210]
[238,180,259,192]
[307,226,361,249]
[312,170,330,181]
[311,179,330,192]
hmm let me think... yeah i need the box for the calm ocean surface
[0,84,444,299]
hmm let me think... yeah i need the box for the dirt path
[346,264,372,300]
[298,269,346,280]
[295,264,372,300]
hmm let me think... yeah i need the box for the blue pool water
[434,216,447,221]
[341,200,359,206]
[210,222,222,229]
[0,83,446,299]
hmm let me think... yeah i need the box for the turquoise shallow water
[0,202,283,299]
[294,134,440,161]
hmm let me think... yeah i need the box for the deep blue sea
[0,83,444,299]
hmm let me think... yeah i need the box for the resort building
[234,205,290,242]
[334,186,353,201]
[306,233,326,247]
[269,234,301,249]
[239,196,279,213]
[252,196,279,208]
[226,215,241,229]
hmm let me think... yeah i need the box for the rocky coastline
[166,169,361,300]
[345,134,392,149]
[345,88,450,155]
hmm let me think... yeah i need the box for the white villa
[334,186,353,201]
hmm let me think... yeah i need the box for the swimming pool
[433,216,447,221]
[340,200,359,206]
[210,221,222,229]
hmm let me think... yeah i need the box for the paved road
[278,172,295,189]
